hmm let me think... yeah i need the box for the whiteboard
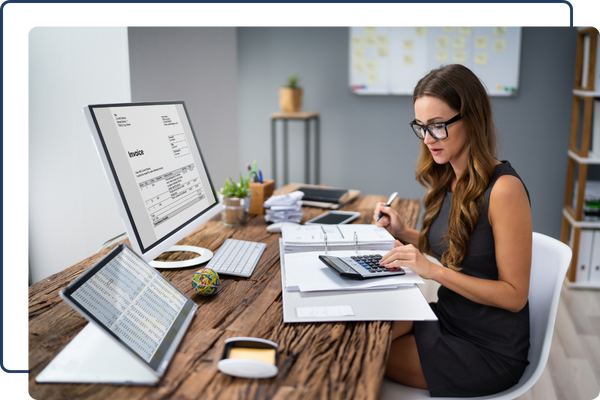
[349,27,522,96]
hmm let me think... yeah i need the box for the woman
[374,64,531,397]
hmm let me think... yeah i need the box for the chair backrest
[504,232,572,397]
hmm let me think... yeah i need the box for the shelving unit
[560,27,600,288]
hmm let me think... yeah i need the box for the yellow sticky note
[443,27,455,32]
[354,61,365,72]
[228,348,276,365]
[493,27,507,36]
[453,51,467,63]
[365,36,377,46]
[353,47,365,59]
[364,27,376,37]
[403,39,414,51]
[459,27,472,35]
[437,36,449,48]
[415,27,427,36]
[404,54,414,66]
[453,36,466,49]
[377,35,388,46]
[378,46,388,57]
[475,52,489,66]
[367,72,378,84]
[475,36,488,49]
[436,50,449,62]
[352,36,364,47]
[366,60,377,71]
[493,39,506,52]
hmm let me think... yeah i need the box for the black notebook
[298,187,349,203]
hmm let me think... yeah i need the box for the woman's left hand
[379,240,439,280]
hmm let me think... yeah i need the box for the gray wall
[238,27,579,239]
[128,27,239,190]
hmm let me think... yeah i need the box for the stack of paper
[281,224,396,253]
[264,191,304,223]
[283,249,424,292]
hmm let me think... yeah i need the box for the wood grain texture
[29,194,421,400]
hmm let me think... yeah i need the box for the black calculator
[318,254,405,280]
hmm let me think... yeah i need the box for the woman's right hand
[373,202,406,240]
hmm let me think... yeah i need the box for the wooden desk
[29,194,420,400]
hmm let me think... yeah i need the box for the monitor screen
[84,101,220,263]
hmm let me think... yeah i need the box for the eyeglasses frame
[409,114,462,140]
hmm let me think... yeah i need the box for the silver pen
[376,192,398,222]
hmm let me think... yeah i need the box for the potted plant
[279,74,303,113]
[219,172,254,226]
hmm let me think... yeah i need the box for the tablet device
[59,243,197,378]
[305,210,361,225]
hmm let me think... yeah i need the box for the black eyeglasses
[409,114,461,140]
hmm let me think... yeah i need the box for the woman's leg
[386,321,428,389]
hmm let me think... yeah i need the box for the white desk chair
[379,232,572,400]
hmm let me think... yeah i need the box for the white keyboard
[206,239,266,278]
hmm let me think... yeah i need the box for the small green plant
[285,74,300,89]
[219,171,254,198]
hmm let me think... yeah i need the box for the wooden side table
[271,112,320,186]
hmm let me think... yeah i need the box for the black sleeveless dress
[413,161,530,397]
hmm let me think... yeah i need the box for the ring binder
[280,224,396,254]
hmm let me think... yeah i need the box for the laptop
[36,243,197,385]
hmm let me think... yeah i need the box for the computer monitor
[83,101,222,268]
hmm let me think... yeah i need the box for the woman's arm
[373,202,420,246]
[379,175,532,313]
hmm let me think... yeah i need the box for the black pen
[376,192,398,222]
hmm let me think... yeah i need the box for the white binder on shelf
[588,231,600,282]
[575,229,594,283]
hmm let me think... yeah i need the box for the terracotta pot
[279,87,303,112]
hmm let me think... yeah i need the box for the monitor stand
[149,245,213,269]
[36,323,159,385]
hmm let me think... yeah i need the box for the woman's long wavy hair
[415,64,498,271]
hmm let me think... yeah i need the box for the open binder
[280,224,424,292]
[278,239,436,323]
[281,224,396,253]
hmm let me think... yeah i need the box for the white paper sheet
[284,250,424,292]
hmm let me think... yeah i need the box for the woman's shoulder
[490,161,530,203]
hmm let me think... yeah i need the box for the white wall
[29,28,131,283]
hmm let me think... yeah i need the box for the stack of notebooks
[280,224,424,293]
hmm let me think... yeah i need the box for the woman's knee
[391,320,414,340]
[385,334,427,390]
